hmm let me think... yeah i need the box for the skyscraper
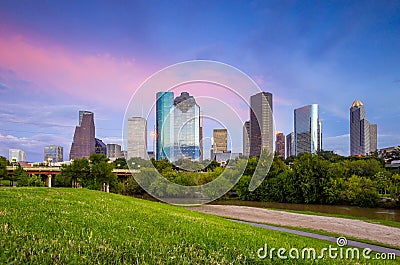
[156,92,174,160]
[350,100,377,156]
[286,132,295,158]
[9,149,26,163]
[213,129,228,154]
[294,104,322,155]
[44,145,63,163]
[95,138,107,155]
[128,117,148,159]
[106,144,122,161]
[275,132,285,158]
[370,123,378,153]
[243,121,250,157]
[70,111,96,160]
[172,92,200,161]
[199,113,203,161]
[250,92,273,157]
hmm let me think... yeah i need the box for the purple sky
[0,1,400,162]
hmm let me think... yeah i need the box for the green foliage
[292,153,330,203]
[113,157,128,169]
[17,174,44,187]
[83,154,117,191]
[123,176,144,195]
[0,156,7,180]
[233,152,396,208]
[57,158,90,187]
[344,175,379,207]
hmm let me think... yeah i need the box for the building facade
[95,138,107,155]
[172,92,201,161]
[44,145,63,163]
[250,92,273,157]
[350,100,377,156]
[9,149,26,163]
[242,121,250,157]
[286,132,295,158]
[127,117,148,159]
[70,111,96,160]
[275,132,285,158]
[213,129,228,154]
[106,144,122,161]
[294,104,322,155]
[156,92,174,160]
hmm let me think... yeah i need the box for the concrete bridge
[6,166,139,187]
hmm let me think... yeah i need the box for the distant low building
[214,151,242,166]
[44,145,63,163]
[107,144,122,161]
[9,149,26,163]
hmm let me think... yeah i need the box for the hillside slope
[0,188,396,264]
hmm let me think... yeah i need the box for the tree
[0,156,8,181]
[113,157,128,169]
[57,158,90,187]
[344,175,379,207]
[11,165,28,187]
[292,153,330,203]
[17,173,44,187]
[82,154,117,191]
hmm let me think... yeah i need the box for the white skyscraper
[9,149,26,163]
[128,117,148,159]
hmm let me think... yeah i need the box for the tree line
[1,151,399,208]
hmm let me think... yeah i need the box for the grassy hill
[0,188,397,264]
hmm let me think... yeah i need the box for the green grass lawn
[0,188,397,264]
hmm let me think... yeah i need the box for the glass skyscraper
[172,92,200,161]
[44,145,63,163]
[156,91,201,162]
[350,100,377,156]
[156,92,174,160]
[249,92,273,157]
[286,132,295,158]
[294,104,322,155]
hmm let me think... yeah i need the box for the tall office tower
[127,117,148,159]
[275,132,285,158]
[243,121,250,157]
[213,129,228,154]
[369,124,378,153]
[173,92,201,161]
[294,104,322,155]
[44,145,63,163]
[199,113,203,161]
[286,132,295,158]
[70,111,96,160]
[9,149,26,163]
[350,100,377,156]
[106,144,122,161]
[156,92,174,160]
[95,138,107,155]
[250,92,273,157]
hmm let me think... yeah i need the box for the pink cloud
[0,34,157,109]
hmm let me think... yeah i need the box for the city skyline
[1,1,400,161]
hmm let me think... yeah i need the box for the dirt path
[188,205,400,247]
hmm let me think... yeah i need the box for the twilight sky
[0,0,399,162]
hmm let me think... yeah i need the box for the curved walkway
[189,205,400,248]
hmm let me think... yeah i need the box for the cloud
[323,134,350,156]
[0,34,158,110]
